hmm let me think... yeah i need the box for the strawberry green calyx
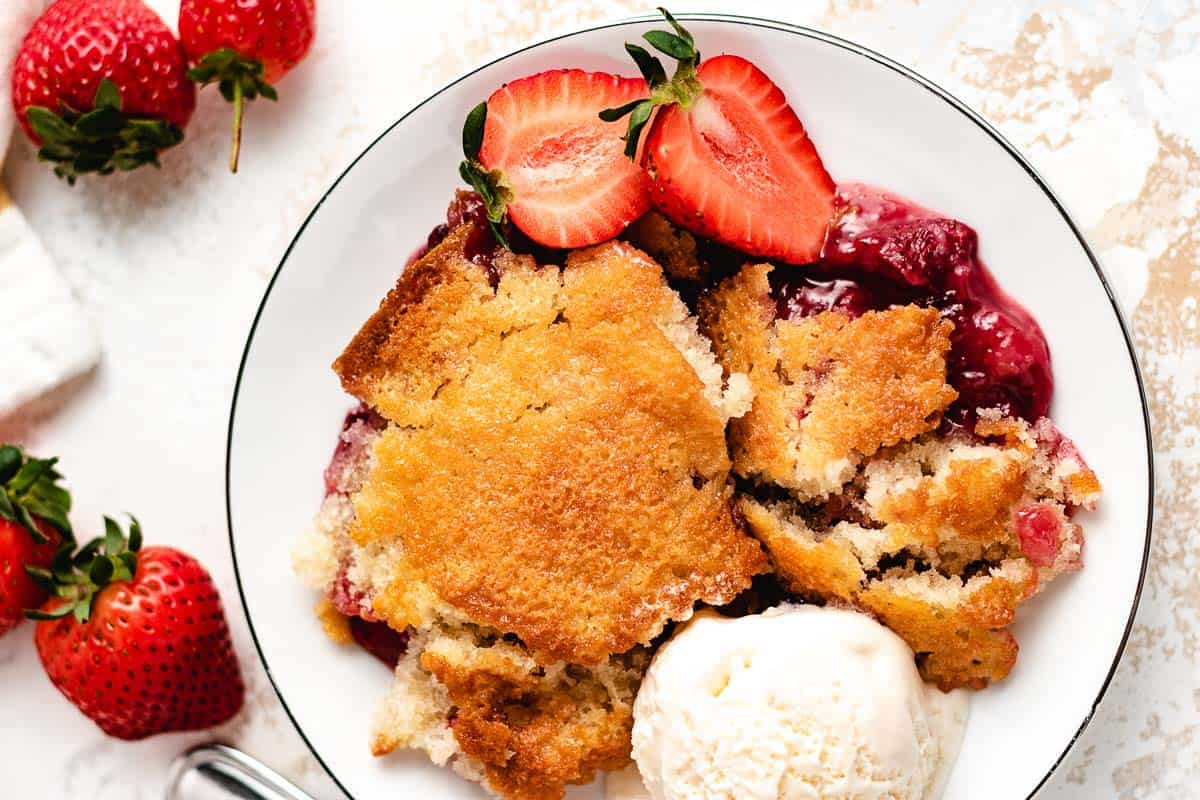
[0,445,72,544]
[188,47,279,173]
[458,101,513,249]
[26,79,185,185]
[600,7,702,159]
[25,515,141,624]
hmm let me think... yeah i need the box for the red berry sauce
[772,184,1053,427]
[349,617,409,669]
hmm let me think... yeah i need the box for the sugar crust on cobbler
[332,226,765,667]
[373,625,647,800]
[294,222,772,799]
[701,261,958,500]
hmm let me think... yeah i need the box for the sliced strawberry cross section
[604,10,837,264]
[462,69,652,249]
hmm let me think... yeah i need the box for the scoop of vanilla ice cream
[628,605,967,800]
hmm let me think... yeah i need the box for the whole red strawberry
[29,517,244,740]
[11,0,196,183]
[0,445,73,636]
[179,0,316,172]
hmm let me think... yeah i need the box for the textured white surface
[0,1,1194,799]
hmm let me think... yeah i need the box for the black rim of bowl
[225,13,1156,799]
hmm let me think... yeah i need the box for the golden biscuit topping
[701,262,956,499]
[338,228,767,666]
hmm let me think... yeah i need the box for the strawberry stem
[230,79,244,173]
[187,48,278,175]
[600,7,703,161]
[24,515,141,623]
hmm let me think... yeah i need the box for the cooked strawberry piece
[329,562,375,620]
[773,274,875,319]
[476,69,651,248]
[638,54,835,263]
[946,304,1053,424]
[324,403,386,497]
[349,617,409,668]
[813,186,1055,426]
[824,217,977,288]
[1014,503,1063,567]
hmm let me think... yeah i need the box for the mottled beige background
[2,1,1194,798]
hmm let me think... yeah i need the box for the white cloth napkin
[0,0,101,419]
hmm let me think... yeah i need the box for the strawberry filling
[349,617,409,669]
[772,184,1054,429]
[324,404,387,497]
[1013,503,1063,568]
[330,556,409,669]
[322,405,409,668]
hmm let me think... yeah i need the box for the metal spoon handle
[166,744,318,800]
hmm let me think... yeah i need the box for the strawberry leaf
[115,551,137,582]
[52,545,76,582]
[103,516,124,554]
[22,496,70,535]
[27,108,76,145]
[188,48,276,103]
[188,47,278,173]
[0,446,22,484]
[26,604,75,621]
[89,556,114,585]
[23,515,143,623]
[10,457,55,494]
[599,98,647,123]
[127,516,143,553]
[458,104,513,250]
[75,106,124,139]
[643,30,693,61]
[1,446,72,543]
[26,81,185,185]
[73,538,102,566]
[624,44,667,89]
[118,551,138,582]
[462,102,487,162]
[622,101,654,159]
[658,7,695,48]
[94,78,123,112]
[24,566,55,593]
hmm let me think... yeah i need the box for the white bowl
[226,14,1153,800]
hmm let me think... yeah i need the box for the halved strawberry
[458,69,651,249]
[605,11,836,264]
